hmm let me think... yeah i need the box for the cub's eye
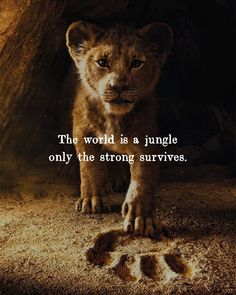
[97,58,109,68]
[131,59,144,68]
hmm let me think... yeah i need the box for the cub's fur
[66,21,172,236]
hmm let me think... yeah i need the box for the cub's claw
[76,197,111,213]
[134,217,144,235]
[122,201,158,236]
[91,197,101,213]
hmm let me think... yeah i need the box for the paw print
[86,230,192,282]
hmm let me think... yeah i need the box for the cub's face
[66,22,172,115]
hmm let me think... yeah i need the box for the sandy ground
[0,165,236,295]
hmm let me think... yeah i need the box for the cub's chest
[94,117,120,138]
[94,118,140,155]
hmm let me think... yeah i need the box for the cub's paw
[122,200,158,236]
[76,196,111,214]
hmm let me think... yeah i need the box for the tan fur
[66,21,173,236]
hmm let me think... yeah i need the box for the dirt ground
[0,165,235,295]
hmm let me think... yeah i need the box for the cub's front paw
[122,200,158,237]
[76,196,111,214]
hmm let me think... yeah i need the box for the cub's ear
[66,21,101,58]
[138,22,173,60]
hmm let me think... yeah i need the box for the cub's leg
[122,159,159,236]
[75,143,112,213]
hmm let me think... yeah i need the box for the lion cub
[66,21,172,236]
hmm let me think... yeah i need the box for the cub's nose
[111,84,129,93]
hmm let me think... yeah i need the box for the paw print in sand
[86,230,192,282]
